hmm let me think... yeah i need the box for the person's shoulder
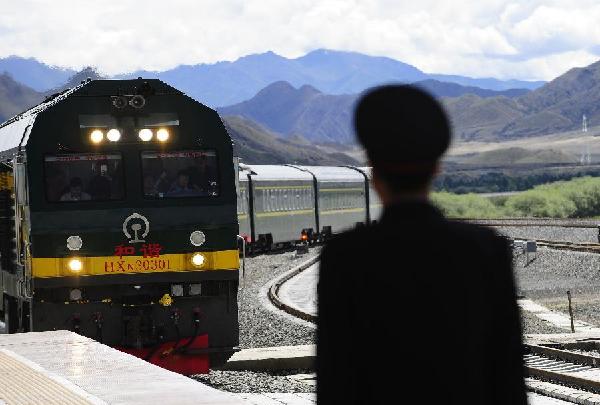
[322,225,377,252]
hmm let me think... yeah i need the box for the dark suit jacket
[317,201,526,404]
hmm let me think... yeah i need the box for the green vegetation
[432,176,600,218]
[434,166,600,194]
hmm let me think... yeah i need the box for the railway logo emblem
[123,213,150,243]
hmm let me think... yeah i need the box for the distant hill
[429,74,544,92]
[219,81,356,144]
[116,49,542,107]
[0,74,43,122]
[0,67,104,123]
[223,115,358,165]
[414,79,528,99]
[0,56,75,91]
[219,80,533,144]
[443,59,600,141]
[460,147,578,166]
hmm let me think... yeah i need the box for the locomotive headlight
[191,253,205,268]
[138,128,153,141]
[190,230,206,247]
[106,128,121,142]
[90,130,104,144]
[68,258,83,273]
[156,128,170,142]
[66,235,83,251]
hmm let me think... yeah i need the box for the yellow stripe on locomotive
[31,250,239,278]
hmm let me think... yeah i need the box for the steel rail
[524,344,600,393]
[454,218,600,229]
[267,255,319,323]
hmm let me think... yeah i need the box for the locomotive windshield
[45,154,125,202]
[141,150,219,198]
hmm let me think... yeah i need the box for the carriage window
[141,150,219,199]
[45,154,124,202]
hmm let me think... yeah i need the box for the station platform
[0,330,245,404]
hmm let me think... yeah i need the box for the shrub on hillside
[431,192,500,218]
[432,176,600,218]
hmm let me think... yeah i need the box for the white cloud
[0,0,598,80]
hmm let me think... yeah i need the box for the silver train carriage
[236,164,381,249]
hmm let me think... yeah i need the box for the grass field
[432,176,600,218]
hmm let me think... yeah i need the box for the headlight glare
[191,253,205,268]
[156,128,170,142]
[138,128,153,141]
[90,130,103,144]
[68,258,83,273]
[107,128,121,142]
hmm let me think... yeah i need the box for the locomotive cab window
[141,150,219,198]
[45,154,125,202]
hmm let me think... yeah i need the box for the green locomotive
[0,78,240,374]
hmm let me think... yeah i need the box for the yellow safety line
[0,350,94,405]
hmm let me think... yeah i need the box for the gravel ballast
[193,247,319,393]
[495,226,598,244]
[489,223,600,333]
[195,370,314,393]
[237,247,319,349]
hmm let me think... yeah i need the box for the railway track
[528,239,600,254]
[455,217,600,253]
[458,218,600,229]
[268,255,319,323]
[525,344,600,395]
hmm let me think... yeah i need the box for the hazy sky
[1,0,599,80]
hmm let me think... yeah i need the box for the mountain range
[113,49,544,106]
[0,49,598,162]
[443,60,600,141]
[0,50,543,107]
[0,56,75,91]
[221,58,600,144]
[219,80,531,144]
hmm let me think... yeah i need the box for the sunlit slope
[444,59,600,141]
[0,74,44,122]
[223,115,358,165]
[460,147,578,166]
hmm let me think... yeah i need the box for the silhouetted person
[188,156,214,193]
[317,86,526,404]
[45,166,67,202]
[88,161,112,200]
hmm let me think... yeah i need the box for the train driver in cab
[60,177,91,201]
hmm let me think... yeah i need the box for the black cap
[354,85,450,173]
